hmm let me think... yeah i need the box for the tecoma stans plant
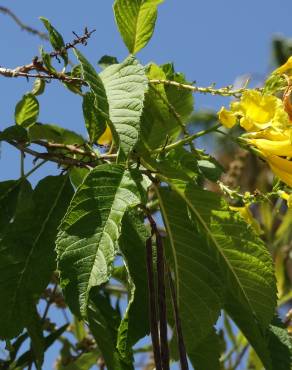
[1,1,292,370]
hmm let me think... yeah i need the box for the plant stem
[156,232,170,370]
[167,266,189,370]
[153,123,221,154]
[20,151,25,177]
[149,79,250,97]
[146,237,162,370]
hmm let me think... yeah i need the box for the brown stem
[167,267,189,370]
[156,232,170,370]
[146,237,162,370]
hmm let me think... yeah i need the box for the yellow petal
[247,138,292,157]
[244,128,291,141]
[218,107,237,128]
[97,125,112,146]
[230,205,262,234]
[229,90,290,132]
[279,191,292,207]
[265,154,292,187]
[273,56,292,75]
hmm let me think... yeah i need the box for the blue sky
[1,0,292,368]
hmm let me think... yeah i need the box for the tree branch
[0,6,48,40]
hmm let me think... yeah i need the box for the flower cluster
[218,57,292,188]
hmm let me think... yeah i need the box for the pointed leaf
[75,50,148,159]
[158,180,277,368]
[139,64,187,151]
[157,188,222,369]
[88,289,133,370]
[99,55,148,160]
[82,92,106,143]
[15,93,39,128]
[114,0,164,54]
[56,164,146,317]
[0,176,73,338]
[29,123,84,145]
[117,211,150,360]
[39,17,68,65]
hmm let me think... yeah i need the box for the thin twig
[8,140,95,168]
[42,284,58,321]
[146,236,162,370]
[167,266,189,370]
[153,123,221,154]
[0,28,95,82]
[149,79,251,97]
[0,6,48,40]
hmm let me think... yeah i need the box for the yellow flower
[248,138,292,156]
[97,125,112,146]
[218,107,237,128]
[218,90,289,132]
[279,191,292,208]
[264,154,292,187]
[273,56,292,76]
[230,205,262,234]
[246,128,292,156]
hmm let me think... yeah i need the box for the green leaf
[69,167,90,189]
[157,188,222,369]
[75,50,148,159]
[99,56,148,160]
[31,78,46,96]
[82,92,106,143]
[26,308,45,370]
[98,55,119,69]
[57,350,100,370]
[0,180,26,238]
[15,93,39,128]
[40,46,57,74]
[0,176,73,338]
[139,64,185,151]
[160,62,194,123]
[268,317,292,370]
[197,157,224,182]
[74,49,109,122]
[158,180,278,368]
[56,164,147,317]
[113,0,164,54]
[0,126,28,142]
[117,211,150,361]
[88,289,133,370]
[39,17,68,65]
[15,324,69,368]
[29,123,84,145]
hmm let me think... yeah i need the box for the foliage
[0,2,292,370]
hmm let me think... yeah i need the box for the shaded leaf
[26,308,45,370]
[29,123,84,145]
[88,289,133,370]
[98,55,119,69]
[82,92,106,143]
[0,176,73,338]
[0,126,28,142]
[157,188,222,369]
[158,179,278,368]
[117,211,150,361]
[56,164,147,317]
